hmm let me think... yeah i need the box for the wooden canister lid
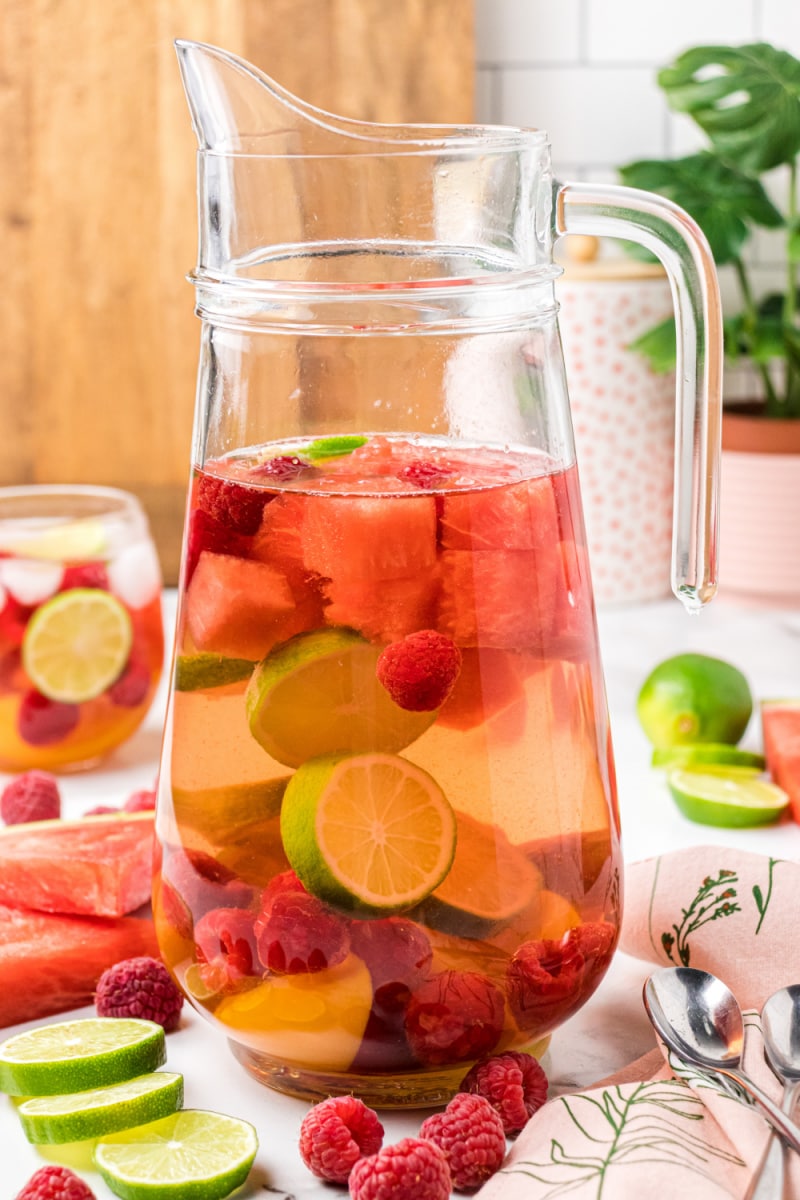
[557,235,666,281]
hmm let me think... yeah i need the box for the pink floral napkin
[477,846,800,1199]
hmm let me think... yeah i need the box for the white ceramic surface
[2,591,799,1198]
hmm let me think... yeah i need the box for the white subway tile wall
[475,0,800,285]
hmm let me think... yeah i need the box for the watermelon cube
[0,812,154,918]
[437,548,558,651]
[302,494,437,581]
[185,551,305,661]
[762,700,800,822]
[440,475,560,552]
[0,905,158,1027]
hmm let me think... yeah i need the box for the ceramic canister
[556,242,676,606]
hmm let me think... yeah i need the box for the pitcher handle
[554,181,723,612]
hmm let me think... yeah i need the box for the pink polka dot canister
[557,242,676,606]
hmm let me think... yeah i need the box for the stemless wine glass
[0,485,164,772]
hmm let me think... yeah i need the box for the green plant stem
[733,257,780,410]
[786,160,798,331]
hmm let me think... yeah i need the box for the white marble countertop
[3,591,800,1198]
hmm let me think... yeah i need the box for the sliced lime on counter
[18,1071,183,1145]
[175,653,256,692]
[666,768,790,828]
[94,1108,258,1200]
[22,588,133,703]
[0,1018,165,1097]
[652,743,766,771]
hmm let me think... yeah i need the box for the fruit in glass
[155,435,622,1105]
[0,486,164,772]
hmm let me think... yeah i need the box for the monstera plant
[619,42,800,419]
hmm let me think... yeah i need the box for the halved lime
[22,588,133,703]
[0,1018,165,1097]
[245,628,436,768]
[281,750,457,915]
[18,1071,183,1145]
[175,653,255,693]
[637,653,753,748]
[94,1108,258,1200]
[666,768,790,828]
[652,743,766,771]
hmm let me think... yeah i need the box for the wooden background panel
[2,0,474,582]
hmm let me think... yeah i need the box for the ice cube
[108,542,162,609]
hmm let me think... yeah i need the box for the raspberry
[17,690,80,746]
[14,1165,96,1200]
[259,868,307,912]
[404,970,505,1066]
[420,1092,506,1190]
[184,508,250,583]
[84,804,120,816]
[197,473,268,535]
[108,661,151,708]
[506,933,585,1032]
[94,955,184,1031]
[1,770,61,824]
[349,917,433,996]
[397,460,454,490]
[349,1137,450,1200]
[61,564,109,591]
[376,630,462,712]
[460,1050,549,1135]
[194,906,259,993]
[123,787,156,812]
[254,890,350,974]
[0,594,31,646]
[163,848,255,919]
[251,455,309,482]
[299,1095,384,1184]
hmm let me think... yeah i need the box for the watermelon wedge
[0,905,158,1027]
[0,812,154,917]
[762,700,800,822]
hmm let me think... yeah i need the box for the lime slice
[666,768,790,828]
[94,1108,258,1200]
[652,743,766,771]
[0,518,107,562]
[281,750,457,915]
[175,653,256,692]
[245,628,436,768]
[0,1018,165,1097]
[18,1071,183,1145]
[637,653,753,748]
[22,588,133,703]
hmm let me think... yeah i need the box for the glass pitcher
[154,40,722,1106]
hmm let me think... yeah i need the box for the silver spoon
[643,968,800,1153]
[747,985,800,1200]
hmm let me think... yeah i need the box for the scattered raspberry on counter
[1,769,61,825]
[95,955,184,1031]
[460,1050,549,1136]
[376,630,462,712]
[420,1092,506,1190]
[349,1137,451,1200]
[14,1164,96,1200]
[123,787,156,812]
[404,970,505,1065]
[299,1095,384,1184]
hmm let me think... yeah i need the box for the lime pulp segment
[0,1018,166,1097]
[93,1108,258,1200]
[18,1071,184,1145]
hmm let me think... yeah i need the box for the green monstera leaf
[619,152,783,264]
[659,43,800,172]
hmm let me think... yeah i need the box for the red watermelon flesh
[0,812,154,918]
[437,548,558,651]
[302,493,437,581]
[0,905,158,1027]
[762,700,800,822]
[439,474,560,552]
[184,551,308,661]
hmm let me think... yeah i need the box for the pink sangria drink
[0,486,164,772]
[156,434,622,1105]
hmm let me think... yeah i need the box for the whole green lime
[636,652,753,749]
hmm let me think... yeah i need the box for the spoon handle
[716,1068,800,1155]
[745,1079,800,1200]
